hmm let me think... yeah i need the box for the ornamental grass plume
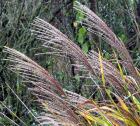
[3,1,140,126]
[74,1,140,84]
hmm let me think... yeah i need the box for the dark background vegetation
[0,0,140,125]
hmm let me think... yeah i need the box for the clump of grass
[2,1,140,126]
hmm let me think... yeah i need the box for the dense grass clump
[1,1,140,126]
